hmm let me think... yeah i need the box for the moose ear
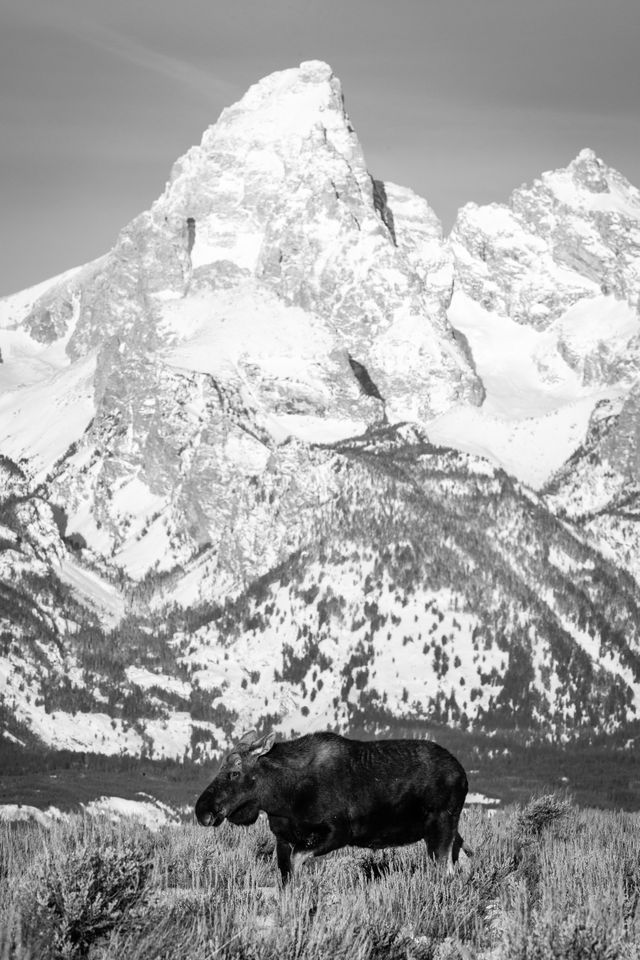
[236,729,258,748]
[248,731,276,757]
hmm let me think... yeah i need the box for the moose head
[195,730,276,827]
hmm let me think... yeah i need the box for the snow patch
[0,353,96,479]
[82,795,179,830]
[428,292,632,488]
[57,556,126,628]
[466,792,501,806]
[126,666,190,699]
[0,804,66,827]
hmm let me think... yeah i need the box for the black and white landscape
[1,59,640,778]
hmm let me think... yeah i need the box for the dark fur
[195,731,472,883]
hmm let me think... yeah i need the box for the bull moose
[195,730,472,883]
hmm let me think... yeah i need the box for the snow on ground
[181,557,504,735]
[0,265,82,327]
[428,398,599,489]
[101,476,173,579]
[466,793,500,807]
[550,295,640,368]
[57,556,126,628]
[156,548,242,610]
[160,284,365,445]
[448,292,584,418]
[429,292,630,488]
[39,709,195,759]
[160,284,335,382]
[539,587,640,716]
[126,666,190,699]
[62,467,177,580]
[2,729,26,746]
[0,329,74,391]
[0,353,96,479]
[269,413,365,444]
[544,165,640,217]
[15,705,144,756]
[0,650,217,757]
[1,641,178,758]
[83,795,180,830]
[0,796,180,830]
[0,804,66,826]
[112,513,177,579]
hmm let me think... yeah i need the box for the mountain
[430,148,640,487]
[1,60,480,601]
[1,62,640,760]
[451,148,640,329]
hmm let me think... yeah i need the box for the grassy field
[1,797,638,960]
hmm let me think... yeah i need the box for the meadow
[1,796,638,960]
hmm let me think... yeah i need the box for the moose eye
[228,769,240,780]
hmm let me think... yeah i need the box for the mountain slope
[170,425,640,748]
[544,387,640,582]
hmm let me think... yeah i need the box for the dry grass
[1,799,639,960]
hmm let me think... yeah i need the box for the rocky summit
[1,62,640,760]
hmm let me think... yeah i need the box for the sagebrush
[0,798,638,960]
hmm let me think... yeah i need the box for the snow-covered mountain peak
[567,148,612,194]
[435,152,640,489]
[0,62,481,589]
[521,149,640,221]
[198,59,354,159]
[451,149,640,330]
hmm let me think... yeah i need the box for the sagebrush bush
[516,793,572,838]
[27,835,152,959]
[502,912,630,960]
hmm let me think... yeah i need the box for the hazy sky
[1,0,639,294]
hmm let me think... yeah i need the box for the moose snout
[195,791,222,827]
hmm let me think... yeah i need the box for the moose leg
[452,831,463,864]
[276,838,293,884]
[423,811,440,860]
[424,811,457,873]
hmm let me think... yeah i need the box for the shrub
[28,836,152,959]
[502,914,627,960]
[516,794,572,838]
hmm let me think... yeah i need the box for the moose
[195,730,472,883]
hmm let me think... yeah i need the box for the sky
[1,0,639,295]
